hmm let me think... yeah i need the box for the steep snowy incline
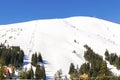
[31,19,85,78]
[65,16,120,55]
[0,16,120,78]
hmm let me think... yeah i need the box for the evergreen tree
[0,64,4,79]
[79,63,90,75]
[0,44,24,68]
[35,65,41,79]
[30,66,34,79]
[69,63,75,75]
[105,49,109,60]
[27,71,31,79]
[35,65,46,79]
[31,54,34,66]
[34,52,37,65]
[21,68,27,79]
[98,61,107,76]
[83,44,113,77]
[27,66,34,79]
[40,66,46,79]
[38,53,43,62]
[116,57,120,69]
[31,53,37,66]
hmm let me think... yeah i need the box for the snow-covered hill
[0,16,120,79]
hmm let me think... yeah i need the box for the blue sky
[0,0,120,24]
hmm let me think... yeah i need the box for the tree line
[0,43,46,79]
[31,52,43,66]
[0,43,24,68]
[105,49,120,69]
[20,52,46,79]
[69,44,120,80]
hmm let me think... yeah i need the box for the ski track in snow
[0,16,120,79]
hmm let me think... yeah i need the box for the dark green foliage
[38,52,43,62]
[20,64,46,79]
[98,61,107,76]
[31,52,46,79]
[31,53,35,66]
[34,53,37,63]
[83,45,113,77]
[30,66,34,79]
[21,67,34,79]
[35,65,46,79]
[0,64,5,79]
[105,49,109,60]
[105,51,120,69]
[70,73,79,80]
[115,58,120,69]
[69,63,75,75]
[69,63,79,80]
[41,66,46,79]
[79,63,90,75]
[109,53,117,65]
[88,76,120,80]
[31,52,43,66]
[31,53,37,66]
[61,44,120,79]
[20,67,34,79]
[20,68,27,79]
[27,66,34,79]
[84,44,103,65]
[0,43,24,68]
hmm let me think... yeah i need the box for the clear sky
[0,0,120,24]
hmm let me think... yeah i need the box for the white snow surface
[0,16,120,78]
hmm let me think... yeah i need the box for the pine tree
[35,65,41,79]
[40,66,46,79]
[34,53,37,65]
[31,54,34,65]
[31,53,38,66]
[31,66,34,79]
[105,49,109,60]
[0,64,4,79]
[69,63,75,75]
[22,68,27,79]
[27,67,34,79]
[98,61,107,76]
[27,71,31,79]
[38,53,43,62]
[115,57,120,69]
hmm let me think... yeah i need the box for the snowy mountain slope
[0,16,120,78]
